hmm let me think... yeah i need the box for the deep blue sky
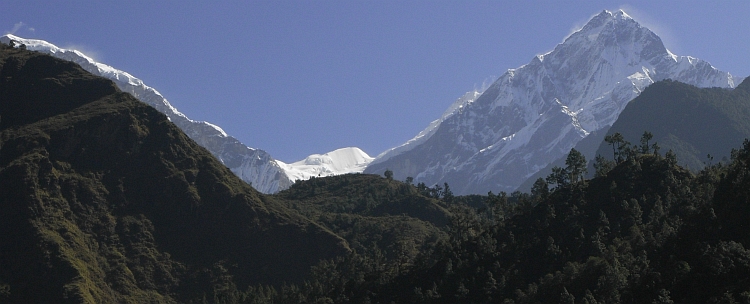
[5,1,749,162]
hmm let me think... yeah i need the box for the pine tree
[566,148,587,183]
[443,182,454,203]
[384,169,393,180]
[640,131,654,154]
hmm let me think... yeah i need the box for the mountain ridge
[365,9,741,194]
[1,34,378,193]
[594,78,750,170]
[0,44,349,302]
[0,34,295,193]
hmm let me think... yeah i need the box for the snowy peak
[365,9,740,195]
[278,147,374,181]
[564,9,665,62]
[610,8,632,19]
[579,10,636,36]
[586,9,634,29]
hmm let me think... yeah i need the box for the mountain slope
[593,78,750,170]
[0,34,293,194]
[0,43,348,302]
[365,10,741,195]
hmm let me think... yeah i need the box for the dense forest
[0,41,348,303]
[3,39,750,303]
[231,137,750,303]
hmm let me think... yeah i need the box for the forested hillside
[3,38,750,304]
[0,43,457,303]
[0,42,350,303]
[252,141,750,303]
[595,78,750,171]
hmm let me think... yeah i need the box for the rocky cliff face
[366,10,741,194]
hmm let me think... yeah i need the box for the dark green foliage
[641,131,654,154]
[274,174,451,269]
[531,177,550,201]
[383,169,393,180]
[596,79,750,171]
[1,43,461,304]
[547,148,588,189]
[605,132,629,162]
[442,182,454,203]
[275,174,451,226]
[6,40,750,304]
[0,45,349,302]
[594,155,615,177]
[262,139,750,303]
[566,148,588,183]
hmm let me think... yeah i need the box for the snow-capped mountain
[0,34,293,193]
[365,10,742,195]
[277,147,373,181]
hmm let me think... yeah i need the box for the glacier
[365,10,743,195]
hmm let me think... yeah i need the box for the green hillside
[264,144,750,303]
[0,43,349,303]
[273,174,452,275]
[594,79,750,170]
[0,41,462,304]
[5,41,750,303]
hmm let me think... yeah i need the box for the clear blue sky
[5,1,749,162]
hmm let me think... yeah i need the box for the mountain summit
[365,10,742,194]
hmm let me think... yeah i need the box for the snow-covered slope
[0,34,293,193]
[372,90,482,165]
[277,147,374,181]
[365,10,742,195]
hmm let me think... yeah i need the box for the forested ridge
[0,41,349,303]
[3,39,750,304]
[595,78,750,172]
[247,138,750,303]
